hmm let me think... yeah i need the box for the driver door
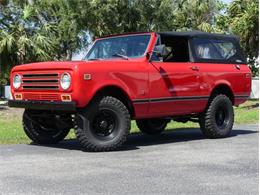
[148,37,204,116]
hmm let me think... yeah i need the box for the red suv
[9,31,251,151]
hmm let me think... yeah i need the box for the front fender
[76,78,134,108]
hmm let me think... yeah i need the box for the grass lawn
[0,100,258,144]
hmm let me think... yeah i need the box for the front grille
[23,80,58,83]
[22,73,59,91]
[23,73,58,78]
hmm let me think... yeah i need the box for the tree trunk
[66,49,72,60]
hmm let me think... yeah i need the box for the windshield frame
[84,33,152,60]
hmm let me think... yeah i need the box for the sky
[72,0,234,60]
[222,0,233,4]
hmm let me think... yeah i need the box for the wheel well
[93,86,135,118]
[210,84,234,104]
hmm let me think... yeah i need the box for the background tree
[0,0,92,85]
[228,0,259,76]
[0,2,54,85]
[88,0,223,35]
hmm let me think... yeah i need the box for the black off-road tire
[74,96,131,152]
[136,118,168,135]
[23,110,71,144]
[199,94,234,138]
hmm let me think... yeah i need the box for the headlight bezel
[13,74,22,89]
[60,72,71,90]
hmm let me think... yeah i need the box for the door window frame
[150,34,194,63]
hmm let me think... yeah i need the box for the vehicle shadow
[29,127,258,152]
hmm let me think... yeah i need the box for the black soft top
[157,31,239,41]
[157,31,246,64]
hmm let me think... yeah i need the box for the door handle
[190,66,199,71]
[235,64,240,70]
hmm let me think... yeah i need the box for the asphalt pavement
[0,124,258,195]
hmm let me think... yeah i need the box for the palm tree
[0,2,55,87]
[0,19,54,64]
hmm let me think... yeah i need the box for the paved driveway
[0,124,258,195]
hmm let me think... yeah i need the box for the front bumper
[8,100,76,112]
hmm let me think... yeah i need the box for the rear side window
[192,38,245,64]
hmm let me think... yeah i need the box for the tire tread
[199,94,234,138]
[74,96,131,152]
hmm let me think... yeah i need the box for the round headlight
[13,74,22,89]
[60,73,71,90]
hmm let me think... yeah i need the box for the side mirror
[153,44,167,57]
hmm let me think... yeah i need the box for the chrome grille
[22,73,59,90]
[23,73,58,78]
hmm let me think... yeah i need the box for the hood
[11,61,87,72]
[11,58,146,73]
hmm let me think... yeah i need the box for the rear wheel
[199,94,234,138]
[23,110,72,144]
[136,118,169,135]
[74,96,131,152]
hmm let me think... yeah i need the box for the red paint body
[10,32,251,119]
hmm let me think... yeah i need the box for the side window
[150,36,190,62]
[193,38,243,63]
[216,42,237,59]
[161,37,190,62]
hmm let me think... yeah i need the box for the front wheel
[74,96,131,152]
[23,110,72,144]
[136,118,169,135]
[199,94,234,138]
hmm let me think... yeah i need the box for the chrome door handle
[190,66,199,71]
[235,64,240,70]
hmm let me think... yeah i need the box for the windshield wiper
[88,58,102,61]
[112,53,129,60]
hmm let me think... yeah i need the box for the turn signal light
[14,94,23,100]
[61,94,72,102]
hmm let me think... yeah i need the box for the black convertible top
[157,31,246,64]
[157,31,239,41]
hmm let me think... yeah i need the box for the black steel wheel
[23,110,72,144]
[199,94,234,138]
[136,118,169,135]
[215,106,229,128]
[74,96,131,152]
[91,109,119,140]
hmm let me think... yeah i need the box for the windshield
[85,34,151,60]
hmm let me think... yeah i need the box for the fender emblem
[84,74,91,80]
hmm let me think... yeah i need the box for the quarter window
[193,38,243,63]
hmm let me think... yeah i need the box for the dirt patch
[0,106,24,120]
[241,103,259,110]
